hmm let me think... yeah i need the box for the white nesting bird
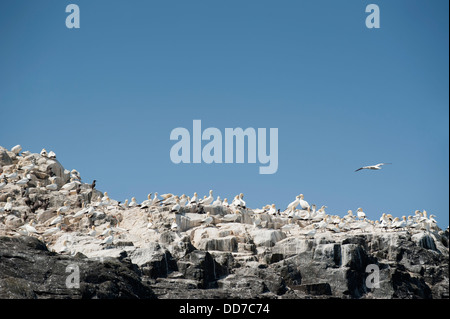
[57,201,70,214]
[170,199,181,214]
[21,220,38,235]
[88,226,97,237]
[141,193,153,206]
[281,219,295,234]
[171,219,179,231]
[212,196,222,206]
[120,199,129,209]
[355,163,391,172]
[287,195,301,210]
[61,180,76,191]
[128,197,138,207]
[179,194,188,207]
[4,198,13,212]
[42,224,62,237]
[189,192,198,204]
[46,180,58,191]
[299,194,310,210]
[48,151,56,159]
[222,198,229,207]
[11,144,22,154]
[200,190,214,205]
[239,193,246,208]
[317,216,329,232]
[6,170,18,180]
[267,204,277,215]
[223,210,241,222]
[201,212,214,227]
[305,228,317,238]
[40,148,48,157]
[50,212,64,226]
[101,234,114,246]
[15,176,30,186]
[356,208,366,220]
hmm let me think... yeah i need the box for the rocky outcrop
[0,236,156,299]
[0,144,448,299]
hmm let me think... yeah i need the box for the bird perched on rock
[356,208,366,220]
[200,190,214,206]
[40,148,48,157]
[299,194,310,210]
[201,212,214,227]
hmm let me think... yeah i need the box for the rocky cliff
[0,145,448,299]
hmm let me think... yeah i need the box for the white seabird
[11,145,22,154]
[212,196,222,206]
[287,195,300,210]
[200,190,214,206]
[299,194,310,210]
[355,163,391,172]
[356,208,366,220]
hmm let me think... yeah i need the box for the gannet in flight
[355,163,391,172]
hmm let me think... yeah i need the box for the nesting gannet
[4,198,13,212]
[267,204,277,215]
[223,210,241,222]
[190,192,199,204]
[171,218,179,231]
[222,198,229,207]
[171,199,181,214]
[141,193,153,206]
[100,224,113,237]
[101,234,114,246]
[48,151,56,159]
[6,170,18,180]
[392,216,407,230]
[287,195,301,210]
[20,220,38,235]
[129,197,138,207]
[88,226,97,237]
[201,212,214,227]
[50,212,63,226]
[212,196,222,206]
[305,228,317,238]
[120,199,129,209]
[61,180,79,191]
[40,148,48,157]
[356,208,366,220]
[200,190,214,206]
[15,175,29,186]
[281,219,295,234]
[46,180,58,191]
[179,194,188,207]
[239,193,246,208]
[11,145,22,154]
[72,207,88,219]
[20,163,35,171]
[355,163,391,172]
[317,216,329,232]
[42,223,61,237]
[299,194,310,210]
[57,201,70,214]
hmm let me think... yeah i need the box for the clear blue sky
[1,0,448,227]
